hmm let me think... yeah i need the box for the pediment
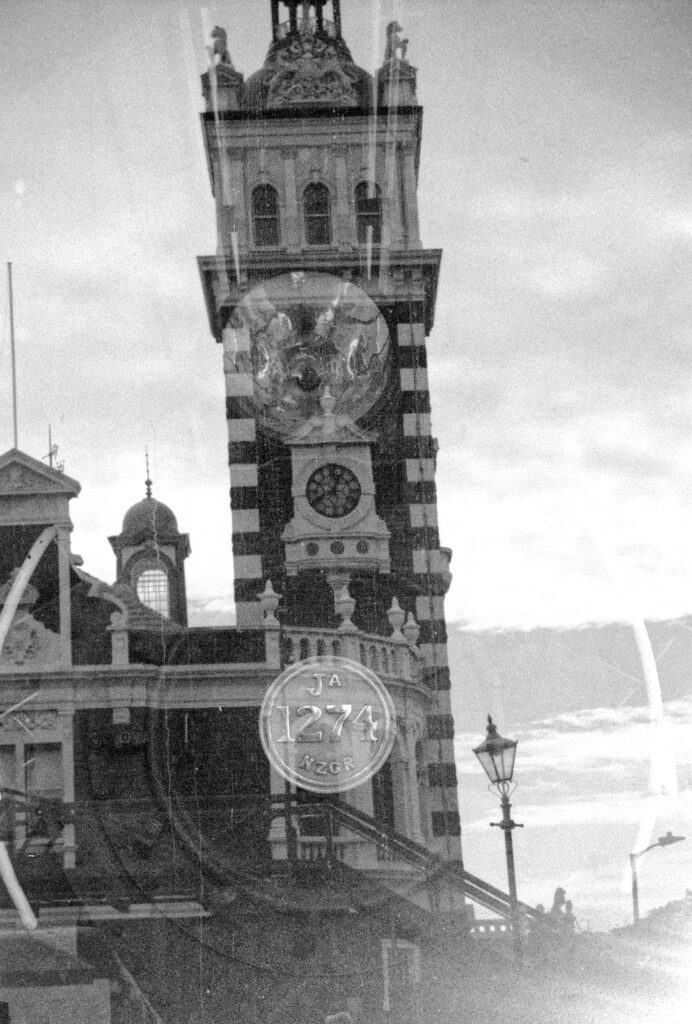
[0,448,80,498]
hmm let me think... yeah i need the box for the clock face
[231,272,391,437]
[306,464,361,518]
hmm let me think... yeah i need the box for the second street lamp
[630,830,685,923]
[473,715,523,960]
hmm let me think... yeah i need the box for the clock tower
[198,1,461,856]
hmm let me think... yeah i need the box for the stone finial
[403,611,420,646]
[259,580,281,628]
[208,25,233,68]
[335,585,357,633]
[201,26,244,113]
[384,21,408,63]
[387,597,406,638]
[377,21,416,106]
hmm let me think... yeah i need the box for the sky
[1,0,692,928]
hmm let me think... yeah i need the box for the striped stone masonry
[397,321,460,847]
[223,324,264,628]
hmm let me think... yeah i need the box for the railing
[267,796,541,922]
[276,17,337,40]
[1,789,541,924]
[281,626,423,686]
[317,800,543,923]
[0,786,70,857]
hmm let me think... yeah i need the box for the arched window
[303,183,331,245]
[252,184,280,247]
[355,182,382,244]
[136,568,170,618]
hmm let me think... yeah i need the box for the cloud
[456,699,692,783]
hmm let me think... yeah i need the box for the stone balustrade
[279,625,422,685]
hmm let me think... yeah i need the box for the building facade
[0,5,528,1022]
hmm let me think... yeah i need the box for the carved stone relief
[0,709,60,734]
[1,569,62,669]
[265,33,359,108]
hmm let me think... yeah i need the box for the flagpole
[7,262,18,448]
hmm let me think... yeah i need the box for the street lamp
[473,715,523,959]
[630,830,685,923]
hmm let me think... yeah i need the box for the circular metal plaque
[260,656,396,793]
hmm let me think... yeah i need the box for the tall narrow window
[137,568,170,617]
[25,743,63,836]
[355,182,382,244]
[252,184,280,247]
[303,183,331,245]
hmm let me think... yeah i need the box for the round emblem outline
[259,655,397,793]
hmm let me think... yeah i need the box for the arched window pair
[251,181,382,248]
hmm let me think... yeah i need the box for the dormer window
[355,182,382,244]
[136,567,170,618]
[303,183,332,245]
[252,184,280,247]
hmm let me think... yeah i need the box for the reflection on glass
[232,272,391,436]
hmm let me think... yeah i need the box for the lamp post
[630,830,685,923]
[473,715,523,960]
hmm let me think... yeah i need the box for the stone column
[60,711,76,869]
[404,727,425,844]
[335,153,350,249]
[401,146,420,247]
[390,736,411,837]
[283,151,300,250]
[57,525,72,668]
[384,142,404,248]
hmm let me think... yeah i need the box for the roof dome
[244,19,372,112]
[121,496,179,543]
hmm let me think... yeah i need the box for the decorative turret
[109,469,190,625]
[202,1,372,114]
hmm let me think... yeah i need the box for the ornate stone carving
[0,709,59,733]
[0,569,61,669]
[6,465,27,489]
[2,616,42,664]
[265,31,359,108]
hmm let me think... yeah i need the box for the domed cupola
[109,470,190,625]
[121,495,180,545]
[247,1,372,111]
[201,1,373,114]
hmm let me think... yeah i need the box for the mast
[7,262,18,448]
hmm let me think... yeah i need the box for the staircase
[277,796,541,923]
